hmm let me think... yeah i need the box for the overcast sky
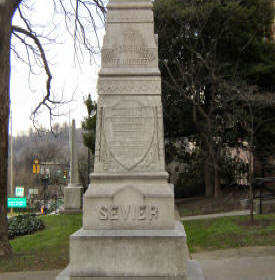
[10,0,105,136]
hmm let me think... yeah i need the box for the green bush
[8,214,45,240]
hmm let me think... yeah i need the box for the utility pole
[10,110,14,215]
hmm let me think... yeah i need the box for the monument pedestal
[83,172,175,230]
[63,185,83,214]
[57,222,197,280]
[57,173,205,279]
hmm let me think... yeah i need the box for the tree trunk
[0,1,18,256]
[214,162,222,198]
[249,148,254,224]
[208,141,222,198]
[204,157,213,197]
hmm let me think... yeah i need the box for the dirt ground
[176,191,248,217]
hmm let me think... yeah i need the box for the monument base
[56,221,204,280]
[63,185,83,213]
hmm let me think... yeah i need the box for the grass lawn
[184,214,275,253]
[0,214,82,272]
[1,213,275,272]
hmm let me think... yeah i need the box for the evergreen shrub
[8,214,45,239]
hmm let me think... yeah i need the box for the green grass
[184,214,275,253]
[0,214,82,272]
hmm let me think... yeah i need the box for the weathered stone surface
[57,222,189,280]
[64,186,83,211]
[63,119,83,213]
[85,0,172,231]
[57,258,206,280]
[57,0,204,279]
[94,97,165,173]
[83,180,174,229]
[70,119,80,185]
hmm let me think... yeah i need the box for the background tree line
[154,0,275,198]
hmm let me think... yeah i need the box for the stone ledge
[72,221,186,239]
[57,259,205,280]
[99,69,160,77]
[108,2,153,10]
[90,172,169,180]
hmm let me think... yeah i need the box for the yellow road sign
[33,163,40,174]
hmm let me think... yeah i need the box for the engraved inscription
[104,101,155,170]
[107,10,153,23]
[95,104,165,173]
[97,80,161,95]
[99,205,159,221]
[102,30,156,67]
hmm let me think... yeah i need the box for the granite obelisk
[57,0,204,279]
[63,119,83,213]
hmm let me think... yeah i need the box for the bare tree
[0,0,105,256]
[230,86,275,223]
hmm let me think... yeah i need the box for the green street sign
[8,197,27,208]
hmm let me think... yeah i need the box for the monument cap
[107,0,153,9]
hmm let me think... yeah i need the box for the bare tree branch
[10,0,106,132]
[12,25,54,117]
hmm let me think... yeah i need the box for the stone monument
[57,0,204,279]
[63,119,83,213]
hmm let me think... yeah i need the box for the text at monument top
[99,0,159,77]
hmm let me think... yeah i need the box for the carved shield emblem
[104,101,154,170]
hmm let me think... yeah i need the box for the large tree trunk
[213,161,222,198]
[0,0,18,256]
[207,141,222,198]
[248,146,255,224]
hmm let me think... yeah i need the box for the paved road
[199,256,275,280]
[0,270,60,280]
[192,246,275,280]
